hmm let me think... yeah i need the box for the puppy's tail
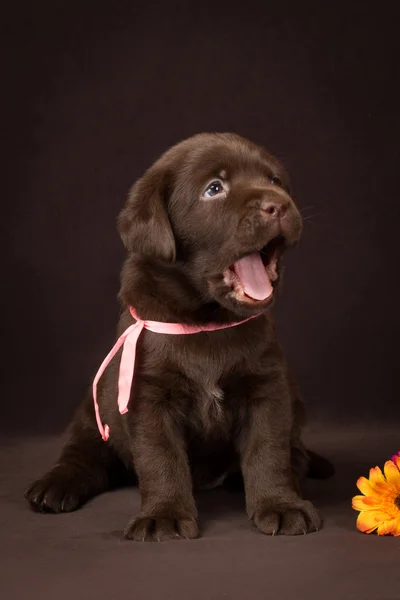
[306,450,335,479]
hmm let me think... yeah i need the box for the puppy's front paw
[124,516,199,542]
[25,469,85,513]
[253,499,321,536]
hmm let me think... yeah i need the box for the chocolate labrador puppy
[25,133,330,541]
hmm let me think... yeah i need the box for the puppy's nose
[261,198,289,219]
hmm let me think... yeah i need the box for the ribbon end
[102,424,110,441]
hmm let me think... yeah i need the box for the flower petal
[377,521,388,536]
[352,495,383,511]
[383,460,400,487]
[372,480,398,497]
[377,519,396,536]
[369,466,386,486]
[356,476,380,497]
[356,511,379,533]
[392,455,400,471]
[391,517,400,536]
[356,509,395,534]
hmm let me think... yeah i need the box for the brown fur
[25,133,332,540]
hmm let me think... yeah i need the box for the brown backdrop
[4,1,399,433]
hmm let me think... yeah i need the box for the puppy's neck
[119,254,239,325]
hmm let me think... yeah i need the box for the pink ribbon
[93,307,260,441]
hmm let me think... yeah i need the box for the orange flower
[352,453,400,536]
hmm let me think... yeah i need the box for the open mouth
[223,236,286,304]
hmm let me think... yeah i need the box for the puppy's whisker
[302,213,322,221]
[299,205,316,214]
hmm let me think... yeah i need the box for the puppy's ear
[117,166,176,261]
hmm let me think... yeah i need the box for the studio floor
[1,425,399,600]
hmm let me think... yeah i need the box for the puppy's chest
[184,364,227,433]
[142,328,265,432]
[167,341,246,432]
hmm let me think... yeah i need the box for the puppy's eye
[203,180,225,199]
[270,175,282,187]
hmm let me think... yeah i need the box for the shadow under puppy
[25,133,332,541]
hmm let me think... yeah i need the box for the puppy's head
[118,133,302,320]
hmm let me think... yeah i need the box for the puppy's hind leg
[290,393,335,486]
[25,393,125,513]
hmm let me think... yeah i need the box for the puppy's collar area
[93,307,262,441]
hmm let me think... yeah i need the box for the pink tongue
[233,252,273,300]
